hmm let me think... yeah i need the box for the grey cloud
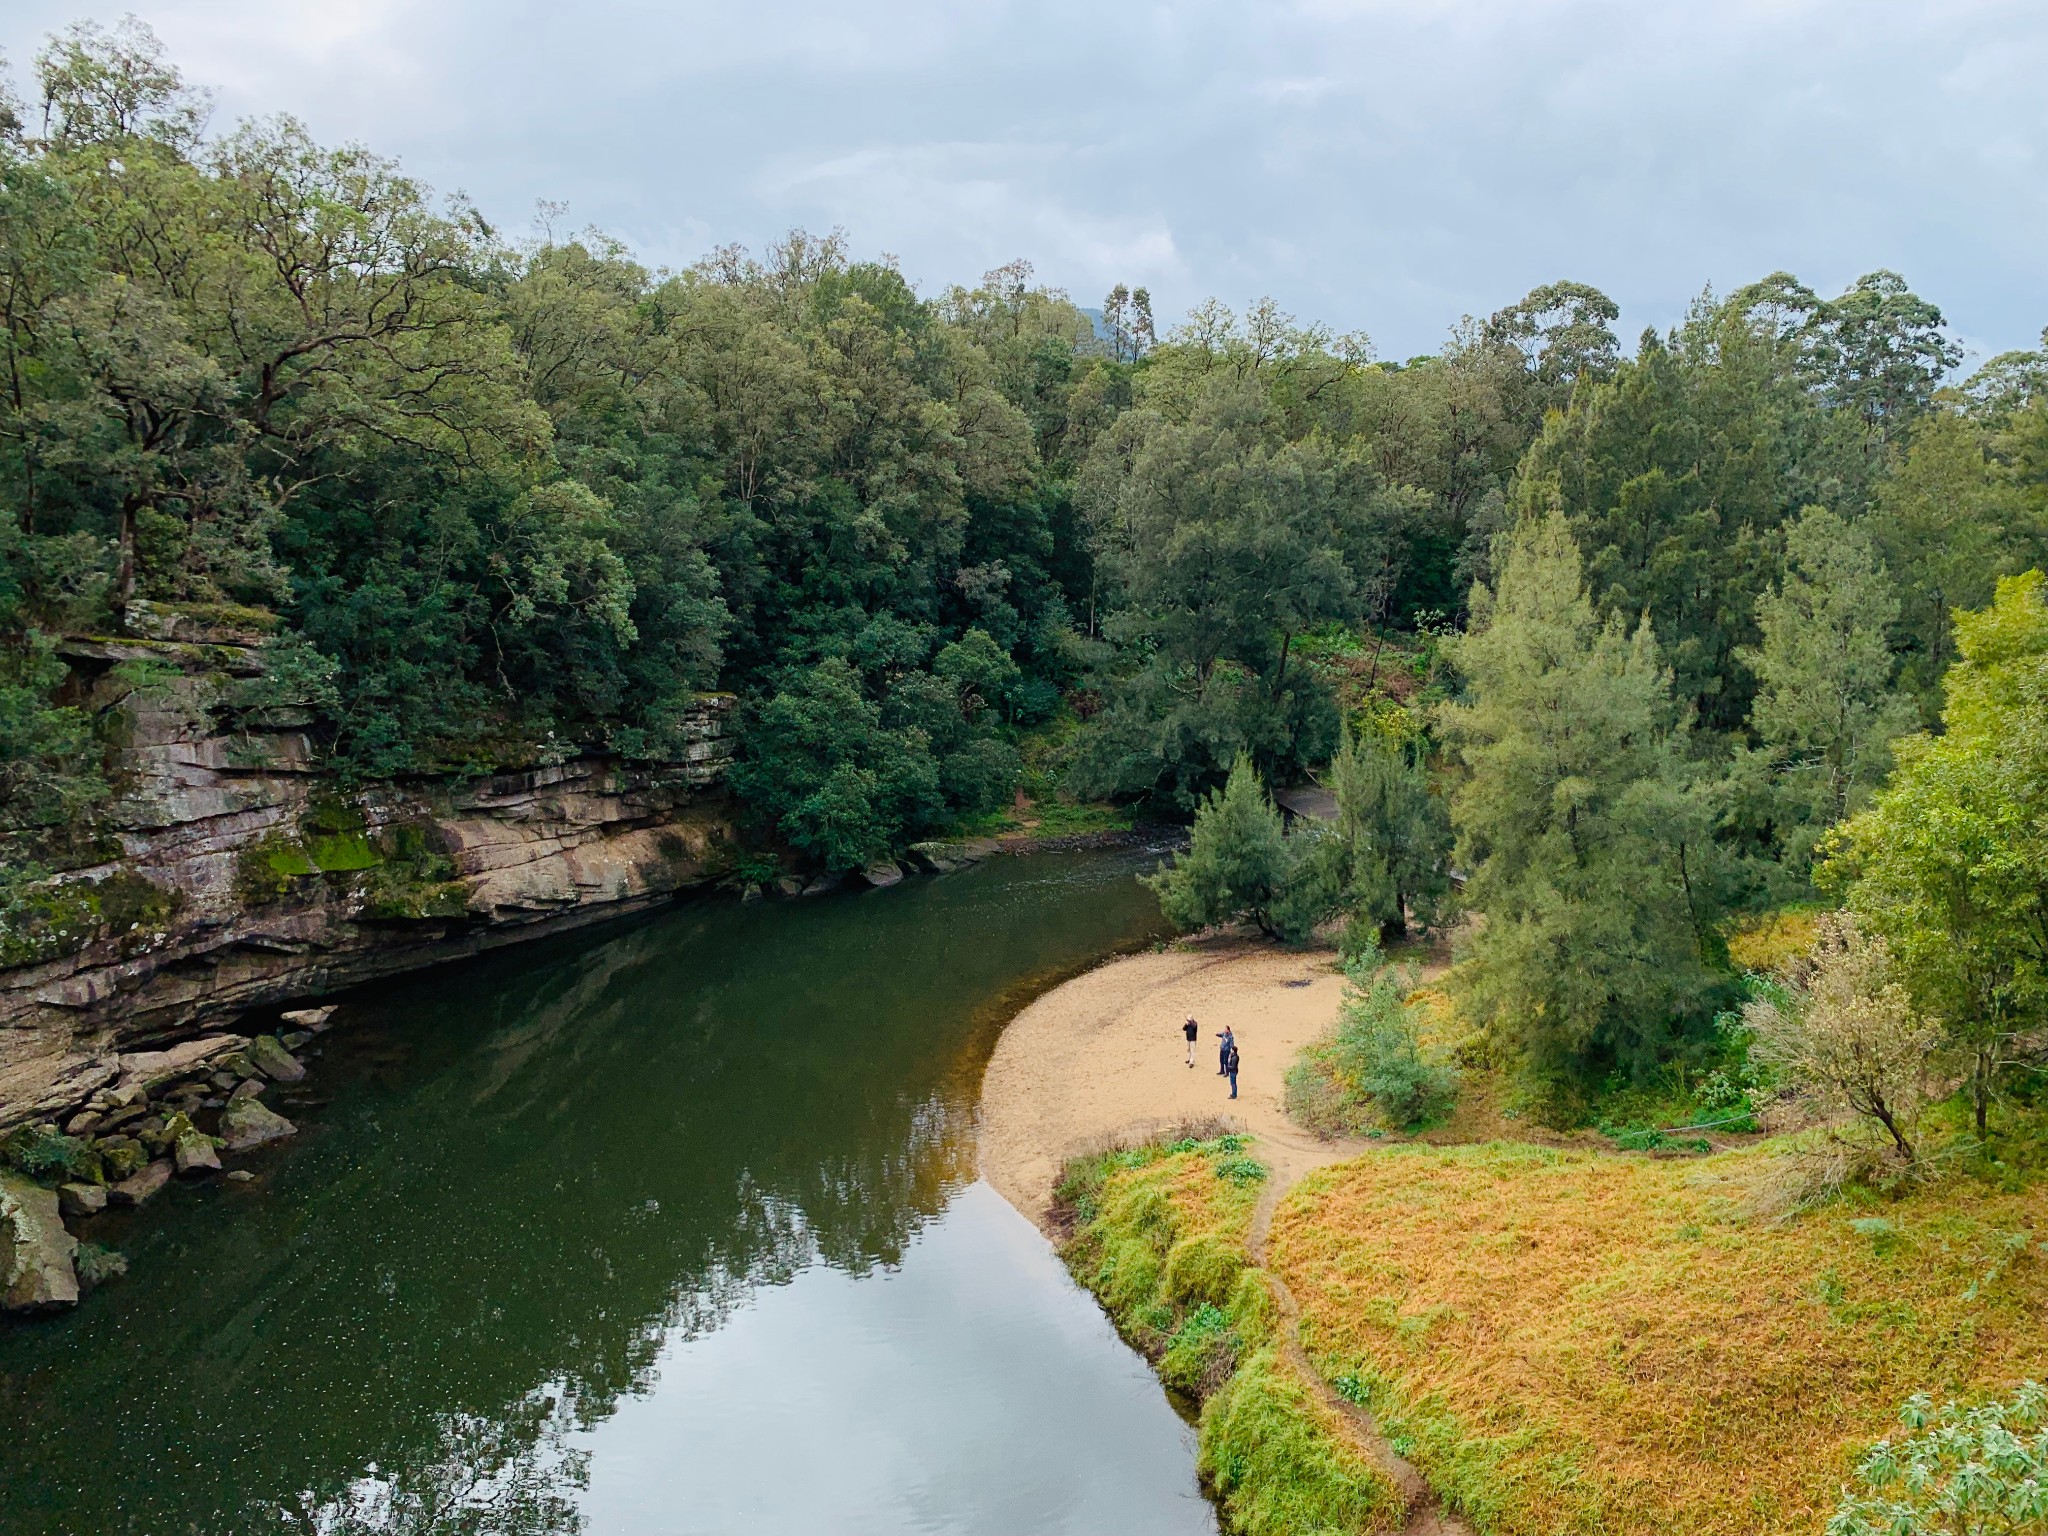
[3,0,2043,360]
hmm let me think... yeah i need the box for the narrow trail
[979,941,1476,1536]
[1246,1146,1477,1536]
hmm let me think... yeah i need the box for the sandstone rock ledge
[1,631,741,1130]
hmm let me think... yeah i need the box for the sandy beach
[978,939,1368,1227]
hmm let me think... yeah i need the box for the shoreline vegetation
[987,940,2048,1535]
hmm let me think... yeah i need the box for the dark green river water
[0,851,1220,1536]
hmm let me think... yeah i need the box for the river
[0,850,1219,1536]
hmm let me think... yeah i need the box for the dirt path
[978,938,1473,1536]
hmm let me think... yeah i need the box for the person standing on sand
[1183,1017,1199,1067]
[1215,1024,1234,1076]
[1222,1035,1241,1100]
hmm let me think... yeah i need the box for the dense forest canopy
[6,21,2048,1103]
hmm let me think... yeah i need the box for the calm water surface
[0,851,1216,1536]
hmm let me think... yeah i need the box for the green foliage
[1442,511,1728,1099]
[1287,944,1459,1133]
[1826,571,2048,1135]
[72,1242,129,1290]
[1146,757,1298,938]
[0,1123,99,1183]
[1323,725,1452,941]
[1738,506,1918,877]
[1827,1380,2048,1536]
[0,628,108,831]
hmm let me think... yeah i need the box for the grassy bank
[1270,1140,2048,1535]
[1053,1134,1405,1536]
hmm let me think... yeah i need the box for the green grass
[1054,1135,1403,1535]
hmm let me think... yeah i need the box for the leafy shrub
[1745,912,1948,1162]
[1,1124,100,1183]
[1286,944,1460,1133]
[73,1243,129,1290]
[1827,1380,2048,1536]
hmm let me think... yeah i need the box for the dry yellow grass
[1271,1142,2048,1535]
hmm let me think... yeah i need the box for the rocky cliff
[1,612,739,1130]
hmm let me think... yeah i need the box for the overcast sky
[3,1,2043,364]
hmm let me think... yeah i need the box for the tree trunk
[113,501,139,628]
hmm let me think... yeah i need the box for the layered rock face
[2,621,738,1129]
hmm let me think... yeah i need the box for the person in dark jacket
[1222,1036,1240,1099]
[1216,1025,1235,1078]
[1182,1017,1199,1068]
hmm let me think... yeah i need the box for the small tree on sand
[1148,756,1293,937]
[1743,912,1947,1163]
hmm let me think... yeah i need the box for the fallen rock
[96,1102,147,1134]
[862,860,904,888]
[1,1175,79,1312]
[218,1052,257,1080]
[800,873,844,897]
[173,1129,221,1176]
[63,1110,104,1138]
[774,876,803,897]
[58,1182,107,1218]
[210,1071,239,1092]
[245,1036,307,1084]
[279,1006,338,1033]
[109,1160,173,1207]
[224,1169,255,1184]
[217,1098,297,1152]
[229,1078,266,1103]
[114,1036,248,1094]
[95,1137,146,1181]
[280,1031,311,1051]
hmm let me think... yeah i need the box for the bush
[73,1243,129,1290]
[1,1123,100,1183]
[1744,912,1948,1163]
[1827,1380,2048,1536]
[1286,944,1460,1133]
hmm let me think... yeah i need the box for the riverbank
[980,939,1472,1536]
[979,939,1366,1226]
[982,939,2048,1536]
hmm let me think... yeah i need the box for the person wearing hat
[1182,1017,1199,1067]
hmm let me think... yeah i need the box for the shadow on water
[0,850,1180,1536]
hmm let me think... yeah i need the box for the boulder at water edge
[109,1160,172,1207]
[279,1005,338,1033]
[217,1098,297,1152]
[245,1036,307,1084]
[863,860,904,888]
[173,1129,221,1176]
[58,1182,107,1218]
[1,1174,79,1312]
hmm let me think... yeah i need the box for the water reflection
[0,853,1190,1536]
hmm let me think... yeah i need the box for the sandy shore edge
[977,939,1370,1228]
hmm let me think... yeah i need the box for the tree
[1872,411,2032,714]
[1323,725,1451,942]
[1286,941,1459,1133]
[1482,279,1621,421]
[1441,511,1723,1100]
[1742,912,1945,1162]
[1738,505,1916,856]
[1146,756,1295,938]
[728,658,944,872]
[1073,370,1404,806]
[1824,571,2048,1136]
